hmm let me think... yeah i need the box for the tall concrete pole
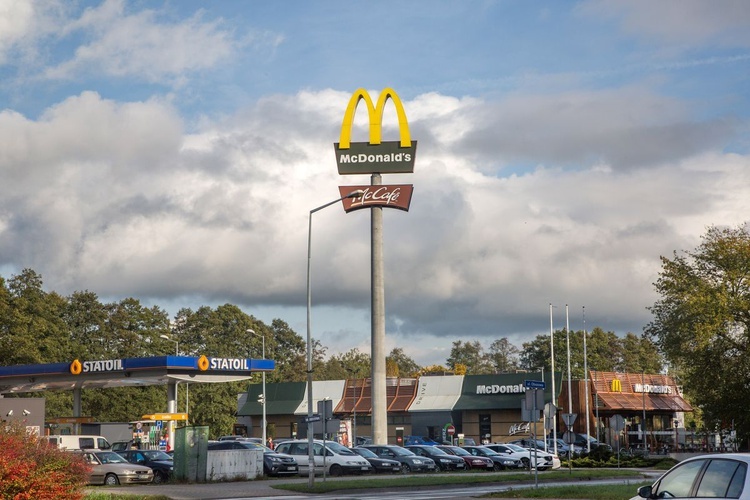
[371,172,387,444]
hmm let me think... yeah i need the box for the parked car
[461,445,525,471]
[484,443,559,470]
[404,435,441,446]
[630,453,750,500]
[275,439,372,476]
[405,445,467,471]
[218,435,262,443]
[361,444,436,473]
[117,449,173,484]
[545,438,582,457]
[436,445,494,471]
[82,450,154,485]
[350,447,401,474]
[242,442,299,477]
[43,435,111,452]
[574,433,612,452]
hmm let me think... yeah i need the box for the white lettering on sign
[209,358,250,370]
[509,423,530,436]
[634,383,672,394]
[82,359,124,373]
[476,384,526,395]
[338,152,412,164]
[349,186,402,207]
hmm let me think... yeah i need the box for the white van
[42,435,112,451]
[274,439,372,476]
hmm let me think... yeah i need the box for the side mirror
[636,485,652,498]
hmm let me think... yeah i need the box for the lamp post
[160,334,179,355]
[306,189,364,487]
[248,329,266,447]
[346,368,357,447]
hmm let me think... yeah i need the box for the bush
[0,421,90,500]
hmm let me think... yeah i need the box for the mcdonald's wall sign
[334,88,417,175]
[610,379,622,392]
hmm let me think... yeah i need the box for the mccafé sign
[338,185,413,213]
[334,88,417,175]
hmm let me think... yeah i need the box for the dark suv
[362,444,436,473]
[116,449,173,483]
[405,445,466,471]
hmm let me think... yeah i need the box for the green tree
[386,348,421,377]
[487,338,520,373]
[645,224,750,443]
[446,340,493,374]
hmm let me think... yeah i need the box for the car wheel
[104,473,119,486]
[538,466,549,471]
[493,462,503,472]
[521,457,530,469]
[400,462,411,474]
[153,471,165,484]
[329,464,343,477]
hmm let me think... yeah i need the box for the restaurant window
[479,414,491,442]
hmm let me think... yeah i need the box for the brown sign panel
[338,185,413,213]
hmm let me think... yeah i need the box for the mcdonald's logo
[334,88,417,175]
[338,184,414,213]
[611,379,622,392]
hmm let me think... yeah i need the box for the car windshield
[327,442,355,456]
[352,447,377,458]
[476,447,499,456]
[143,451,172,461]
[391,447,415,457]
[445,446,470,456]
[425,447,448,455]
[96,452,128,464]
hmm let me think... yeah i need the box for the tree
[386,348,421,377]
[646,224,750,444]
[446,340,493,374]
[487,338,520,373]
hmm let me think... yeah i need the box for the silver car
[83,450,154,485]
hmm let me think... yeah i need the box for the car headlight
[269,456,281,462]
[412,459,423,464]
[439,458,451,463]
[122,469,138,475]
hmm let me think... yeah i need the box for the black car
[405,445,466,471]
[462,445,525,471]
[361,444,437,473]
[116,449,173,483]
[351,447,401,474]
[208,441,298,477]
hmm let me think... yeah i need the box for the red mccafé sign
[338,185,413,213]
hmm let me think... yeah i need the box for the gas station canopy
[0,355,274,394]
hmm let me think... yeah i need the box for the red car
[436,445,493,470]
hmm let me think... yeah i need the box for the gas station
[0,354,274,450]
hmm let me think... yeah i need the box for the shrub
[0,421,90,500]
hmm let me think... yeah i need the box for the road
[89,470,660,500]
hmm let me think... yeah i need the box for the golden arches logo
[334,87,417,175]
[198,355,209,371]
[611,379,622,392]
[70,359,82,375]
[339,87,411,149]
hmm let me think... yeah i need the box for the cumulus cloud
[1,88,748,368]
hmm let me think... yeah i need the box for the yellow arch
[339,87,412,149]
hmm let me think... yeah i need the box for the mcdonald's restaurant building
[236,372,564,445]
[558,371,693,451]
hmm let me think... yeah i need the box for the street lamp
[248,329,266,447]
[346,368,358,447]
[306,189,364,487]
[160,334,179,355]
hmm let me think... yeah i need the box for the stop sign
[446,424,456,436]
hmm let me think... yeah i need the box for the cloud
[42,0,279,85]
[577,0,750,47]
[0,87,748,366]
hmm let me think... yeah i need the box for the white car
[631,453,750,500]
[485,443,561,470]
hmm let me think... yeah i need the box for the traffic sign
[562,413,578,427]
[610,414,626,432]
[543,403,557,418]
[304,414,321,423]
[524,379,546,390]
[563,430,576,445]
[446,424,456,436]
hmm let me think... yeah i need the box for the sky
[1,0,749,368]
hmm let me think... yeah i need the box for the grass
[273,469,648,494]
[483,481,652,499]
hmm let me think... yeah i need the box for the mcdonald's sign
[334,88,417,175]
[338,184,413,213]
[611,379,622,392]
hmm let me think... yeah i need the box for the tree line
[4,222,748,444]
